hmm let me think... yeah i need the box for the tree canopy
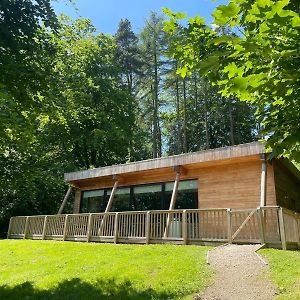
[164,0,300,162]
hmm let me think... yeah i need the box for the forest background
[0,0,299,236]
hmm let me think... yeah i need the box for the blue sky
[53,0,228,34]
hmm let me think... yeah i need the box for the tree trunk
[229,98,235,145]
[175,61,181,154]
[183,78,188,153]
[204,82,210,150]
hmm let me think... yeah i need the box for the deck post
[7,217,12,239]
[296,218,300,249]
[24,216,29,239]
[114,213,119,244]
[256,207,265,244]
[227,209,232,244]
[278,207,287,250]
[58,186,73,214]
[260,156,267,207]
[42,216,48,240]
[145,211,151,244]
[86,214,93,242]
[164,167,181,238]
[63,215,69,241]
[296,214,300,248]
[182,210,187,245]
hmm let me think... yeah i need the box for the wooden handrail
[7,206,299,250]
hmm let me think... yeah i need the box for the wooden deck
[7,206,300,250]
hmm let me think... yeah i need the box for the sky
[53,0,228,34]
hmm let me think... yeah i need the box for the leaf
[213,3,240,25]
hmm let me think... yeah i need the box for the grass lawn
[260,249,300,300]
[0,240,212,300]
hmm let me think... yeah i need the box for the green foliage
[0,240,212,300]
[0,11,137,236]
[164,0,300,162]
[260,249,300,299]
[46,16,136,168]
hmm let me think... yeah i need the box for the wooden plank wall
[72,157,277,211]
[198,160,277,209]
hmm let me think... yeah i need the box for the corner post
[63,215,69,241]
[296,214,300,248]
[182,210,187,245]
[42,216,48,240]
[227,209,232,244]
[7,217,12,239]
[87,214,93,242]
[24,216,29,239]
[256,207,265,245]
[278,207,287,250]
[114,213,119,244]
[145,211,151,244]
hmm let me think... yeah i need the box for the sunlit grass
[260,249,300,300]
[0,240,212,300]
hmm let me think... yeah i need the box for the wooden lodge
[8,142,300,249]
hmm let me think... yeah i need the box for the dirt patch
[196,244,276,300]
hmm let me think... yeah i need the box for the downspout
[260,154,267,207]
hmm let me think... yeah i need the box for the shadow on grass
[0,278,178,300]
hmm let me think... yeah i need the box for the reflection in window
[165,180,198,209]
[133,184,162,211]
[80,180,198,213]
[110,188,131,212]
[81,190,107,213]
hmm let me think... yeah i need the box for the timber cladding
[197,160,276,209]
[64,142,266,182]
[70,157,277,211]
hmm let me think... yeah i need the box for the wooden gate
[229,209,263,244]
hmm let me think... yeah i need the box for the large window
[110,188,131,212]
[133,184,163,211]
[80,190,107,213]
[80,179,198,213]
[165,180,198,209]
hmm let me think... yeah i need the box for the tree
[139,12,166,158]
[45,16,136,169]
[115,19,142,92]
[164,1,300,161]
[0,0,59,236]
[0,16,137,236]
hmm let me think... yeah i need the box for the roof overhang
[65,142,266,183]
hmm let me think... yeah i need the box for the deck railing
[7,206,300,249]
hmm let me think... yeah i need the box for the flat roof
[64,142,266,183]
